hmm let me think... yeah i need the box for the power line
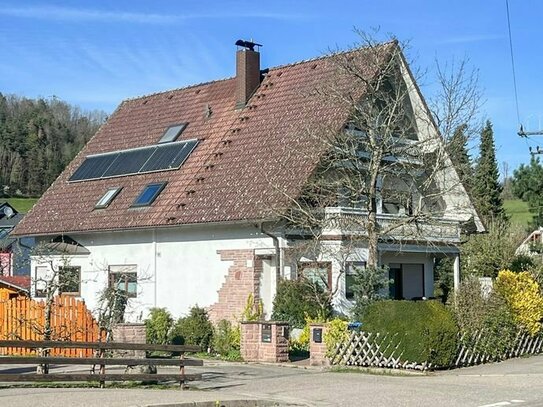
[506,0,521,125]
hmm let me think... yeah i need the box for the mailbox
[313,327,323,343]
[261,324,272,343]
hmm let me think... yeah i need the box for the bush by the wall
[145,307,173,345]
[271,278,332,328]
[449,276,518,360]
[495,270,543,335]
[324,318,349,358]
[362,300,458,367]
[212,319,241,359]
[171,306,214,351]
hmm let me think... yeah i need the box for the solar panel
[69,153,119,181]
[69,139,199,182]
[140,143,185,173]
[102,147,155,177]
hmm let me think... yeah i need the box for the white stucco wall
[32,223,275,322]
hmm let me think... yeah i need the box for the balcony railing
[323,207,461,243]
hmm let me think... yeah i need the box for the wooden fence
[329,329,543,370]
[0,296,102,357]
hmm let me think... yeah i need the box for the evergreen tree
[447,124,472,192]
[473,120,506,223]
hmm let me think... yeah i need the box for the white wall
[32,223,275,322]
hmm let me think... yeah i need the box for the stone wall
[241,321,289,363]
[208,249,261,324]
[309,323,329,366]
[112,323,146,358]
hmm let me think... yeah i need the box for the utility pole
[518,125,543,155]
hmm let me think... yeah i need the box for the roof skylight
[132,182,167,207]
[159,123,188,144]
[95,187,122,209]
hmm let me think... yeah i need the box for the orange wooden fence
[0,296,103,357]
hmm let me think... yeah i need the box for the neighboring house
[0,202,34,277]
[516,227,543,257]
[0,275,30,300]
[12,40,482,323]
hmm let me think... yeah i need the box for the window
[108,265,137,298]
[58,266,81,296]
[95,187,122,209]
[34,265,48,298]
[159,123,188,143]
[299,262,332,291]
[345,261,366,300]
[132,182,167,207]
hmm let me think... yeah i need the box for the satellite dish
[3,206,13,219]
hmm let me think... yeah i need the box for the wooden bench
[0,340,203,386]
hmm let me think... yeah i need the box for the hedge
[362,300,458,367]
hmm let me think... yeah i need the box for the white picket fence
[328,329,543,370]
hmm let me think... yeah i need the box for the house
[516,227,543,257]
[12,40,482,323]
[0,275,30,300]
[0,202,34,277]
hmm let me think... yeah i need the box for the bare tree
[268,32,480,299]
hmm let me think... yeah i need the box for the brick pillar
[309,323,329,366]
[112,323,146,358]
[241,321,289,363]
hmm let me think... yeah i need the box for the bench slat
[0,357,203,366]
[0,340,200,353]
[0,373,202,382]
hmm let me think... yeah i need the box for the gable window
[58,266,81,296]
[95,187,122,209]
[345,261,366,300]
[132,182,167,207]
[299,262,332,291]
[159,123,188,143]
[108,265,137,298]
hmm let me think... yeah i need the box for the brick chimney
[235,40,262,109]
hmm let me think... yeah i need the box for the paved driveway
[1,356,543,406]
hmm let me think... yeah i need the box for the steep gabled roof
[12,44,391,237]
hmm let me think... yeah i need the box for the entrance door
[388,263,424,300]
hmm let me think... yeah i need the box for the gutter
[259,222,282,281]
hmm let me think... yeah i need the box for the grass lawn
[5,197,39,213]
[504,199,533,227]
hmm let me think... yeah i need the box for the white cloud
[0,5,309,24]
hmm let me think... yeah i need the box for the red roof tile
[13,45,391,237]
[0,275,31,292]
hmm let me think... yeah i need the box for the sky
[0,0,540,173]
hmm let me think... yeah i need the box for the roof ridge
[123,76,234,103]
[267,40,397,71]
[123,40,397,103]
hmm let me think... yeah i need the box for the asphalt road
[2,355,543,406]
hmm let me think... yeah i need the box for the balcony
[323,207,461,243]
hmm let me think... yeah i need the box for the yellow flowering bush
[495,270,543,335]
[324,318,349,357]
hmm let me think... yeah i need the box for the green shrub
[350,265,391,321]
[271,278,332,328]
[241,293,263,321]
[362,300,458,367]
[145,308,173,345]
[171,306,214,351]
[212,319,240,356]
[324,318,349,358]
[449,276,518,360]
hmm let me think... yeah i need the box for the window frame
[345,261,366,300]
[108,265,137,298]
[58,266,81,296]
[34,265,48,298]
[298,261,333,292]
[95,187,122,209]
[159,123,188,144]
[131,182,167,208]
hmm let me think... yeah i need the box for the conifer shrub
[145,307,174,345]
[271,278,332,328]
[362,300,458,367]
[212,319,241,360]
[170,306,214,351]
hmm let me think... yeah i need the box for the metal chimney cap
[235,39,263,51]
